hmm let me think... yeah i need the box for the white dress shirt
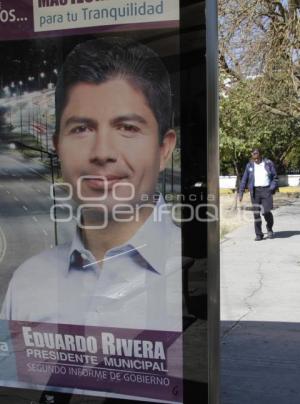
[254,161,270,187]
[1,195,182,332]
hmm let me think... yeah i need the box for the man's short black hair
[55,37,172,141]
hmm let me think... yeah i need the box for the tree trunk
[232,161,241,211]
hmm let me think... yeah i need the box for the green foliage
[219,0,300,176]
[220,80,300,175]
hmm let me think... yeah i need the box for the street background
[221,196,300,404]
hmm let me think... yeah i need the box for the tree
[219,0,300,176]
[220,80,300,174]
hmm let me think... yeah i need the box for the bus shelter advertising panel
[0,0,218,403]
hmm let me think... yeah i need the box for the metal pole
[45,111,48,153]
[38,106,42,160]
[206,2,220,404]
[34,109,38,145]
[20,104,23,151]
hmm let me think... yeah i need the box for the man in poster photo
[0,37,182,332]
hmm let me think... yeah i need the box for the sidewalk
[221,199,300,404]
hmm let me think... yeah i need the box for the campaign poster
[0,0,183,402]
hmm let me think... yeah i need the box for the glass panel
[0,1,218,403]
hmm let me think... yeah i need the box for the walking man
[239,147,278,240]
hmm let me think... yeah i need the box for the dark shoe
[255,234,264,241]
[267,231,274,239]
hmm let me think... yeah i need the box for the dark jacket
[239,158,278,198]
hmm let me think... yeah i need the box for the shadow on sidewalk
[273,230,300,238]
[221,320,300,404]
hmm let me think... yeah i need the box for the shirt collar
[125,194,175,274]
[65,194,178,276]
[65,228,95,276]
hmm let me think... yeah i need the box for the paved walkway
[221,199,300,404]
